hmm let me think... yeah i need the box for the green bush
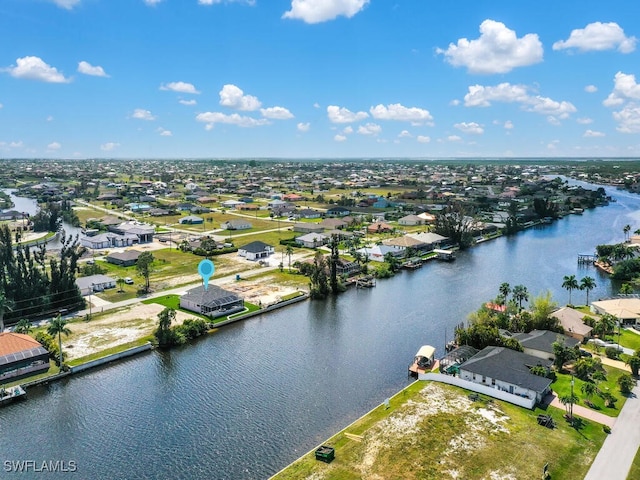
[605,346,621,360]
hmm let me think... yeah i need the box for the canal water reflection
[1,181,639,479]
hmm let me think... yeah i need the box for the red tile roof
[0,332,44,356]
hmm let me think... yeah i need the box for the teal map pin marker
[198,259,215,290]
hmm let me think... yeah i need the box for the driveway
[584,383,640,480]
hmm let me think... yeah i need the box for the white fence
[419,372,536,409]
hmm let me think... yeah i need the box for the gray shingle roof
[460,346,553,393]
[513,330,580,354]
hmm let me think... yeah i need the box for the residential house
[222,219,252,230]
[80,232,137,250]
[110,222,155,243]
[283,193,303,202]
[382,235,425,252]
[295,233,328,248]
[238,241,275,261]
[298,208,322,219]
[335,258,360,277]
[551,307,594,342]
[180,285,244,319]
[366,222,393,234]
[407,232,449,251]
[398,214,425,226]
[221,200,245,209]
[356,244,404,262]
[591,298,640,325]
[458,346,553,404]
[0,332,50,383]
[293,223,324,234]
[512,330,580,361]
[326,206,351,217]
[179,215,204,225]
[319,218,347,230]
[106,250,141,267]
[76,274,117,295]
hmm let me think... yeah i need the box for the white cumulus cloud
[553,22,636,53]
[327,105,368,123]
[144,0,163,5]
[260,106,294,119]
[417,135,431,143]
[158,128,172,136]
[437,19,543,74]
[357,123,381,136]
[334,134,347,142]
[504,120,514,129]
[577,117,593,124]
[369,103,433,123]
[47,142,61,150]
[585,85,598,93]
[583,129,605,137]
[196,112,269,128]
[447,135,462,142]
[297,122,310,132]
[6,56,70,83]
[283,0,369,24]
[77,61,109,77]
[219,84,261,111]
[100,142,120,151]
[613,105,640,133]
[160,81,200,94]
[454,122,484,134]
[179,99,197,106]
[603,72,640,107]
[342,126,353,134]
[132,109,156,121]
[464,82,576,119]
[398,130,412,138]
[464,83,529,107]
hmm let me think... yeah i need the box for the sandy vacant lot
[64,303,200,360]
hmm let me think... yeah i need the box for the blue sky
[2,0,640,159]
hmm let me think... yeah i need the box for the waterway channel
[1,181,639,479]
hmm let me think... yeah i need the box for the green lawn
[274,381,606,480]
[628,447,640,480]
[552,366,628,416]
[3,360,61,388]
[619,329,640,353]
[143,294,261,323]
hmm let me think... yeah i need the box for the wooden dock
[578,254,597,265]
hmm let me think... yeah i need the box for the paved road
[584,383,640,480]
[547,393,615,428]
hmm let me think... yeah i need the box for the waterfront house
[356,244,404,262]
[335,258,360,277]
[238,241,274,261]
[407,232,449,251]
[295,233,328,249]
[512,330,580,361]
[382,235,425,252]
[551,307,594,342]
[458,346,553,404]
[222,219,252,230]
[0,332,50,383]
[76,274,117,295]
[591,298,640,325]
[106,250,141,267]
[180,285,244,319]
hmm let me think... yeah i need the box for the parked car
[124,277,134,284]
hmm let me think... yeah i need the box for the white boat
[408,345,435,377]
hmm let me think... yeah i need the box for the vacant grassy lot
[552,366,628,417]
[273,381,606,480]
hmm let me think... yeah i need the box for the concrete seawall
[214,292,309,328]
[70,343,153,374]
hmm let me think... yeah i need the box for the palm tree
[0,290,15,333]
[47,314,72,367]
[595,314,618,339]
[624,224,631,242]
[13,319,33,334]
[499,282,511,303]
[512,285,529,311]
[562,275,579,305]
[626,355,640,376]
[285,245,294,272]
[581,381,598,407]
[579,276,596,305]
[559,392,579,422]
[117,277,125,293]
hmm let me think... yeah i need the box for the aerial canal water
[1,181,639,479]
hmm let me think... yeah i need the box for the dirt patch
[64,303,199,360]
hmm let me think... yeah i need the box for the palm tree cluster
[561,275,596,306]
